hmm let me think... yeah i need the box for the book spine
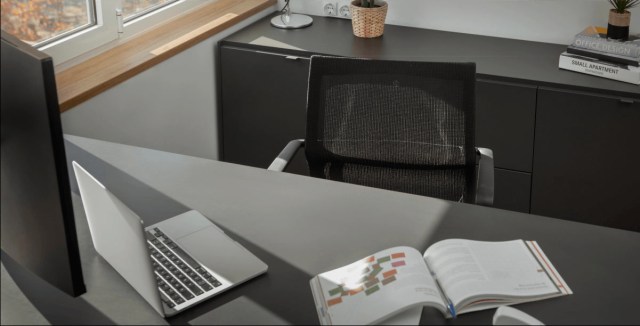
[559,54,640,85]
[566,46,639,67]
[572,35,640,58]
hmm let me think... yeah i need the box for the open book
[310,239,571,325]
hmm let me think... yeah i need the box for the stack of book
[559,26,640,85]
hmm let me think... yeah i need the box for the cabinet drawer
[531,88,640,231]
[220,46,310,172]
[494,168,531,213]
[476,80,536,172]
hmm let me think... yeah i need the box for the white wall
[61,6,276,160]
[285,0,639,45]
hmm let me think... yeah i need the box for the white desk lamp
[271,0,313,29]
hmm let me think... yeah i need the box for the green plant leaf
[360,0,374,8]
[608,0,640,13]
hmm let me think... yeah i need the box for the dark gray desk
[6,135,640,325]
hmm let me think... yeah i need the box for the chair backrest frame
[304,56,477,202]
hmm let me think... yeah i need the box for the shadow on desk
[1,251,113,325]
[4,142,322,325]
[0,141,509,325]
[6,138,640,325]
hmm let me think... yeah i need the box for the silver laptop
[72,161,268,317]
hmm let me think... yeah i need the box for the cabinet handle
[252,50,309,61]
[619,98,635,104]
[284,56,310,61]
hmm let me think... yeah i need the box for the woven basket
[350,1,388,38]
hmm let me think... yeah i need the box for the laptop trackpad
[175,227,267,284]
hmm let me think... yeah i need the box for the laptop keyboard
[146,228,223,309]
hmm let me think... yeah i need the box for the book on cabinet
[559,51,640,85]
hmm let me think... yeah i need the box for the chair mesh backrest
[305,56,477,202]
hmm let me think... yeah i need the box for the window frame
[30,0,98,49]
[36,0,210,65]
[39,0,119,65]
[121,0,208,38]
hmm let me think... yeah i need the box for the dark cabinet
[531,88,640,231]
[219,38,639,229]
[475,80,535,212]
[219,45,534,211]
[494,168,531,213]
[476,80,536,172]
[220,46,309,174]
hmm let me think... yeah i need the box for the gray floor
[1,262,49,325]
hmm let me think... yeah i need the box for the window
[0,0,96,46]
[1,0,208,65]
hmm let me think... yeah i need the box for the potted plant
[350,0,388,38]
[607,0,638,40]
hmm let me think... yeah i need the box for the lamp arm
[283,0,291,23]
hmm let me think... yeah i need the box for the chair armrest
[476,147,494,206]
[268,139,305,172]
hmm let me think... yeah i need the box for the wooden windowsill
[56,0,276,112]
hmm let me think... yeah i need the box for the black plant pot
[607,9,631,40]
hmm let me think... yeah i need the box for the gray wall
[286,0,639,45]
[61,6,276,160]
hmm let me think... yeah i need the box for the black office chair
[268,56,494,206]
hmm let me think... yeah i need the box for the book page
[423,239,561,312]
[311,246,447,325]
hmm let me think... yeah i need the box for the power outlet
[323,1,336,16]
[338,4,351,19]
[323,0,351,19]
